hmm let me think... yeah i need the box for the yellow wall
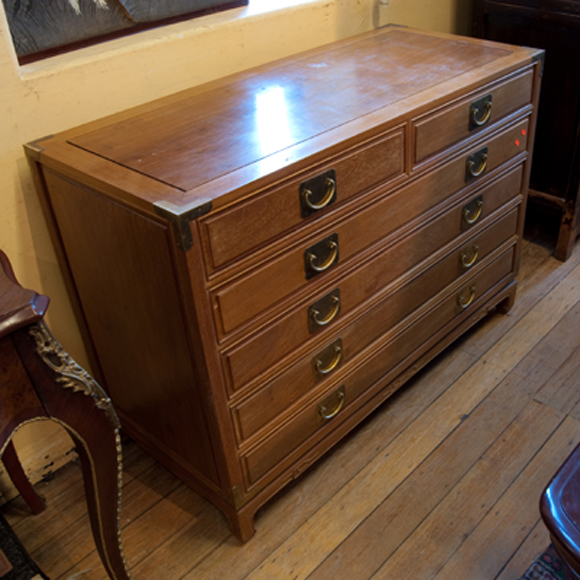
[377,0,472,33]
[0,0,469,499]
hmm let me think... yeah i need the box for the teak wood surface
[24,25,544,543]
[2,218,579,580]
[31,27,539,215]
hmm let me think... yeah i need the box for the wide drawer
[212,118,529,337]
[240,247,516,487]
[201,127,405,272]
[231,208,519,442]
[223,173,522,395]
[413,67,533,163]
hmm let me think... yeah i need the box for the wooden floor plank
[184,348,477,580]
[517,230,554,281]
[307,304,580,580]
[64,351,470,580]
[62,485,228,580]
[534,319,580,418]
[432,415,580,580]
[371,400,564,580]
[2,451,82,527]
[4,440,152,557]
[34,450,182,579]
[494,519,550,580]
[130,502,231,580]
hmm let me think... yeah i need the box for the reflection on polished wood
[66,30,512,195]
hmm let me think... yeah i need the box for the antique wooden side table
[0,250,132,580]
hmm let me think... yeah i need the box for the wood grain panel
[225,203,521,398]
[201,128,404,271]
[0,338,45,442]
[42,170,220,484]
[233,232,518,443]
[213,119,528,337]
[242,248,516,485]
[68,30,509,192]
[414,67,533,162]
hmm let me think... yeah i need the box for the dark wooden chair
[541,442,580,579]
[0,250,132,580]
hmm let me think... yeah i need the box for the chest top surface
[35,27,540,214]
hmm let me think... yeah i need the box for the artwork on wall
[2,0,249,60]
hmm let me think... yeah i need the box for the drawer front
[223,178,522,395]
[240,247,516,487]
[212,119,529,337]
[201,128,405,272]
[231,209,519,442]
[414,68,533,163]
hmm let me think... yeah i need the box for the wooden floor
[3,211,580,580]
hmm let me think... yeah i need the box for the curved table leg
[2,440,46,514]
[12,322,132,580]
[64,426,129,580]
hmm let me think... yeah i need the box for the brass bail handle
[471,100,492,127]
[303,177,337,211]
[319,388,346,421]
[311,295,341,327]
[457,285,477,310]
[460,244,480,269]
[467,153,488,178]
[314,344,343,375]
[463,199,484,225]
[307,240,339,273]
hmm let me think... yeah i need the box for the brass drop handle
[318,387,346,421]
[314,344,343,375]
[311,295,341,327]
[467,153,488,178]
[457,285,476,310]
[470,100,492,127]
[302,177,337,211]
[307,240,339,273]
[463,199,484,225]
[460,244,480,269]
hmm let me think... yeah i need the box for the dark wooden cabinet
[25,27,542,541]
[473,0,580,260]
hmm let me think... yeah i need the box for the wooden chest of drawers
[25,27,543,541]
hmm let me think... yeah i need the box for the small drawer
[212,120,528,338]
[413,68,533,164]
[223,186,521,395]
[240,247,517,487]
[230,209,519,442]
[201,127,405,272]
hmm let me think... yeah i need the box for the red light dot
[515,139,521,146]
[522,129,527,136]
